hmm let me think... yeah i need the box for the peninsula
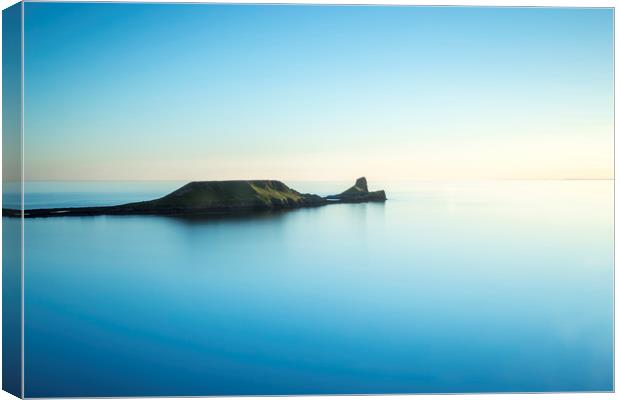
[3,177,386,218]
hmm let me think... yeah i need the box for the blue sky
[24,4,613,181]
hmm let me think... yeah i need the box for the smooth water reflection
[22,181,613,396]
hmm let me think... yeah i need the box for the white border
[0,1,616,400]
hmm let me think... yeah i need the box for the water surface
[15,180,613,396]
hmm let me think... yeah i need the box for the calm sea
[4,180,614,396]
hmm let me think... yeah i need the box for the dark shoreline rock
[2,177,387,219]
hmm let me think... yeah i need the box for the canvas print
[1,2,614,397]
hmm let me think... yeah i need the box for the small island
[3,177,386,218]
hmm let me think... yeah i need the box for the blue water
[13,180,614,396]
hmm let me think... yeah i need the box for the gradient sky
[24,4,613,181]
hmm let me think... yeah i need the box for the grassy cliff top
[149,180,307,208]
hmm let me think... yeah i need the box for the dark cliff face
[4,177,386,218]
[354,177,368,192]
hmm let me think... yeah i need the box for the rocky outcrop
[3,177,386,218]
[325,177,387,203]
